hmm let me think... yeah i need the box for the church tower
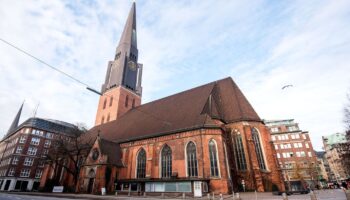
[95,2,142,126]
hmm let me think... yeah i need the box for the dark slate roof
[98,137,123,166]
[315,151,326,158]
[2,117,77,141]
[88,77,261,143]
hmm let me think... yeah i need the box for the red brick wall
[95,86,141,126]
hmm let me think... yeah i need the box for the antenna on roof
[33,102,40,118]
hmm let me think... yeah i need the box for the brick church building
[47,2,285,196]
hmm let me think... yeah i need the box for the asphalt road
[0,189,348,200]
[0,193,78,200]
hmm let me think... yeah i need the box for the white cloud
[0,0,349,151]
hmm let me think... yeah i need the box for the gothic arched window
[103,99,107,109]
[233,131,247,170]
[209,140,219,177]
[136,148,146,178]
[109,96,113,107]
[161,144,172,178]
[186,142,198,177]
[252,128,266,170]
[125,95,129,107]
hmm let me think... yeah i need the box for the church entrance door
[88,178,94,194]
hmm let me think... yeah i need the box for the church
[59,2,284,196]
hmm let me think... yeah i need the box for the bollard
[143,192,146,197]
[212,192,215,200]
[255,190,257,200]
[115,192,118,196]
[128,191,131,197]
[232,191,235,200]
[182,193,186,199]
[236,192,240,200]
[282,192,288,200]
[309,190,317,200]
[161,192,164,199]
[207,193,211,200]
[220,193,223,200]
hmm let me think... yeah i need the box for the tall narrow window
[137,148,146,178]
[209,140,219,177]
[186,142,198,177]
[101,116,105,124]
[125,95,129,107]
[161,144,172,178]
[103,99,107,109]
[132,99,135,108]
[234,131,247,170]
[106,114,110,122]
[109,96,113,107]
[252,128,266,170]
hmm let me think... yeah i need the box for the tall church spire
[6,102,24,137]
[101,2,142,95]
[95,2,142,126]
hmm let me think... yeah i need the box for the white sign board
[101,187,106,195]
[52,186,64,193]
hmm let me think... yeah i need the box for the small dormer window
[92,149,99,161]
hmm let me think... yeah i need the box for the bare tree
[340,92,350,177]
[44,124,94,192]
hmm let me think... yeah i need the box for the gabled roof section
[97,136,123,166]
[5,102,24,138]
[89,77,261,143]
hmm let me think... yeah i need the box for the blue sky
[0,0,349,150]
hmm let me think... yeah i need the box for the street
[0,189,348,200]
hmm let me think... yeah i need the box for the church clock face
[92,149,99,161]
[128,60,137,71]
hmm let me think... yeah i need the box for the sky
[0,0,349,150]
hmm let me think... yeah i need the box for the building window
[44,140,51,148]
[274,144,278,150]
[20,168,30,177]
[19,136,27,143]
[109,96,113,107]
[161,144,172,178]
[308,152,312,157]
[24,157,34,166]
[101,116,105,124]
[15,146,23,154]
[302,134,306,139]
[125,95,129,107]
[270,127,279,133]
[132,99,135,108]
[305,143,309,148]
[107,114,110,122]
[252,128,266,170]
[271,135,275,141]
[38,160,45,167]
[233,132,247,170]
[103,99,107,109]
[209,140,219,177]
[27,147,37,156]
[12,156,19,165]
[42,149,49,157]
[46,132,54,138]
[8,168,15,176]
[35,169,43,179]
[186,141,198,177]
[136,148,146,178]
[32,129,44,136]
[277,153,280,158]
[30,137,40,145]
